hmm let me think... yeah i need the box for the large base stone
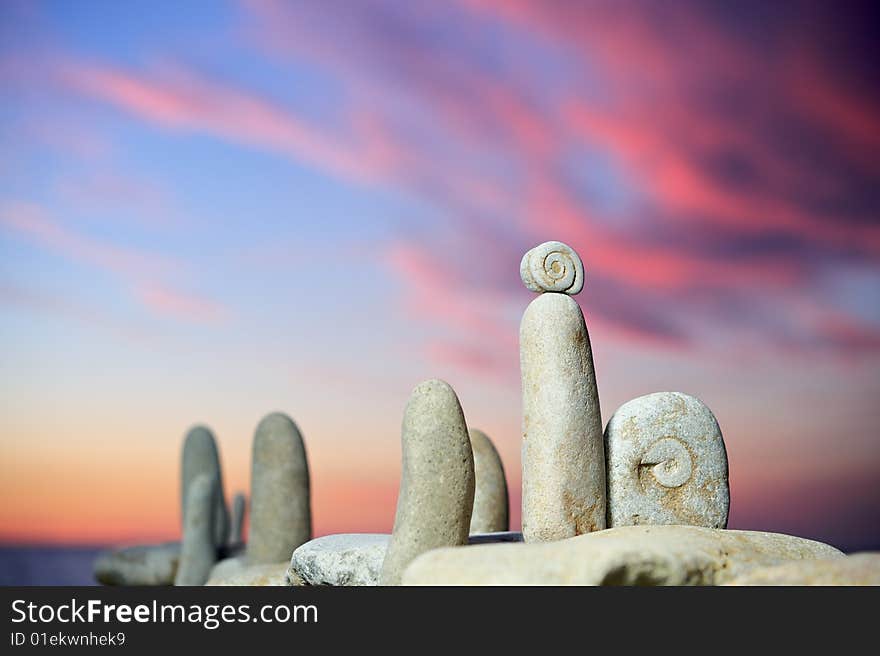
[725,553,880,585]
[401,525,843,585]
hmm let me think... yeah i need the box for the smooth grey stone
[247,412,311,564]
[379,380,475,585]
[229,492,246,546]
[175,473,219,585]
[181,425,229,549]
[93,542,180,586]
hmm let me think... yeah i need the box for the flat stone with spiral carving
[604,392,729,529]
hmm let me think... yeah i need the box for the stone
[401,525,843,585]
[175,473,219,586]
[379,380,475,585]
[229,492,246,546]
[247,412,311,564]
[520,240,584,295]
[520,292,606,541]
[205,562,292,586]
[291,532,524,586]
[94,542,180,586]
[292,534,390,586]
[205,556,244,584]
[725,553,880,585]
[469,428,509,534]
[605,392,729,529]
[181,425,229,550]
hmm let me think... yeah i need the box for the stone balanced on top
[520,241,606,541]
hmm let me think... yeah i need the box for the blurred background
[1,0,878,584]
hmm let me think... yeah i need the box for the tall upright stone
[379,379,475,585]
[229,492,246,546]
[181,425,229,550]
[604,392,729,528]
[175,473,219,586]
[469,428,509,534]
[247,412,312,564]
[520,241,606,542]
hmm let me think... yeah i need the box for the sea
[0,546,104,586]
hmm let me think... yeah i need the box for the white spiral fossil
[640,437,693,488]
[520,240,584,295]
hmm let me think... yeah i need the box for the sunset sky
[1,1,878,552]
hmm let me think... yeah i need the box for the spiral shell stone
[520,241,584,295]
[604,392,729,529]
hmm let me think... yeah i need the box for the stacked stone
[95,237,880,587]
[520,241,606,541]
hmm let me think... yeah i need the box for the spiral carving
[640,437,692,488]
[520,241,584,295]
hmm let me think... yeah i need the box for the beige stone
[205,562,292,586]
[469,428,509,534]
[605,392,729,529]
[175,473,219,586]
[181,425,229,550]
[520,292,605,541]
[247,412,311,564]
[725,553,880,585]
[402,525,843,585]
[205,556,244,584]
[520,240,584,295]
[379,379,475,585]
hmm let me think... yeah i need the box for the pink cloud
[57,60,383,185]
[0,201,229,325]
[137,283,229,325]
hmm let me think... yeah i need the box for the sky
[1,0,878,552]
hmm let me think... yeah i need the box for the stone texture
[520,240,584,295]
[247,412,311,564]
[94,542,180,586]
[206,556,244,584]
[229,492,246,546]
[206,562,292,586]
[401,525,843,585]
[292,534,390,586]
[469,428,509,534]
[605,392,729,529]
[181,425,229,549]
[379,380,475,585]
[291,532,524,586]
[175,473,219,586]
[520,292,606,541]
[725,553,880,585]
